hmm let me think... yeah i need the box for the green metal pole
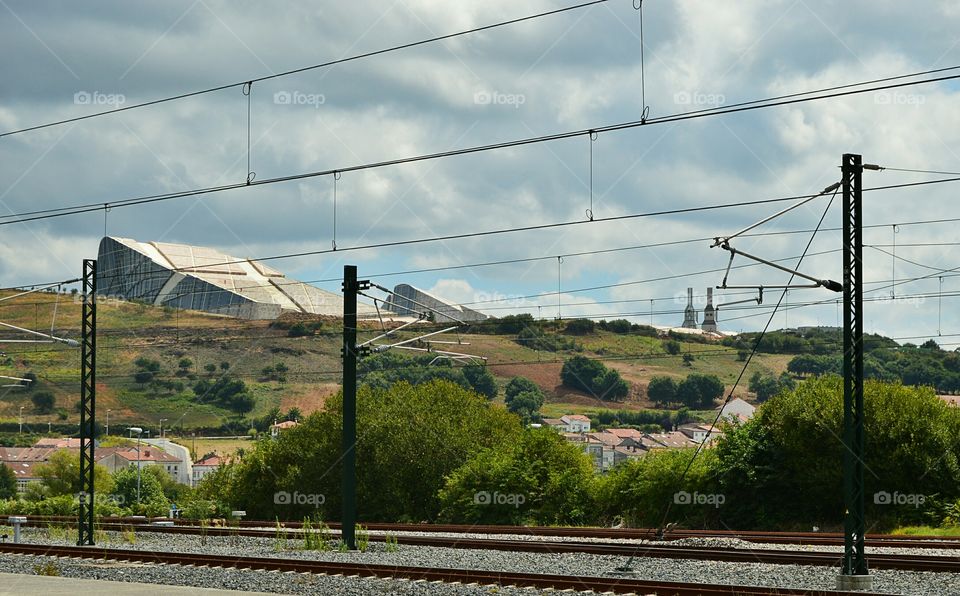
[841,153,867,576]
[78,259,97,546]
[341,265,358,550]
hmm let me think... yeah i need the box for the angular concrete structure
[382,284,487,324]
[96,237,378,320]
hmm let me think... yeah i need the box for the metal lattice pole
[841,154,868,577]
[77,259,97,546]
[341,265,368,550]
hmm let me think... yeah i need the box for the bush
[0,463,16,499]
[596,448,719,527]
[676,374,724,409]
[438,428,597,525]
[505,377,542,404]
[561,356,629,401]
[647,376,678,406]
[31,391,56,414]
[714,377,960,528]
[663,340,681,355]
[564,318,596,335]
[197,380,522,521]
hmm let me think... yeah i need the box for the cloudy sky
[1,0,958,344]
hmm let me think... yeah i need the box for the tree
[507,391,544,423]
[564,318,596,335]
[178,358,193,370]
[560,357,628,401]
[219,361,231,371]
[714,377,960,528]
[438,428,596,525]
[560,356,606,393]
[143,465,192,503]
[31,391,56,414]
[462,365,497,400]
[663,340,681,355]
[0,463,16,499]
[593,369,629,401]
[112,466,166,512]
[197,380,521,521]
[647,376,678,406]
[749,372,782,403]
[284,407,302,422]
[505,377,542,404]
[676,374,724,409]
[134,370,154,385]
[204,363,217,374]
[682,353,695,366]
[32,450,113,498]
[20,371,38,391]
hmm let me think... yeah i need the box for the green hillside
[0,290,800,435]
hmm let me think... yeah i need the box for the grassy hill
[0,290,792,435]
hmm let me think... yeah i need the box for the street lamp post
[159,418,168,440]
[106,409,111,437]
[18,406,24,434]
[128,427,143,504]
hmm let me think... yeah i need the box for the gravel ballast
[2,528,958,595]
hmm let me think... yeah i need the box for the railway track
[10,519,960,573]
[0,542,884,595]
[17,516,960,550]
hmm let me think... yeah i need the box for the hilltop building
[96,237,380,320]
[382,284,487,323]
[702,287,718,332]
[681,288,698,328]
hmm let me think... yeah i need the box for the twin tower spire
[681,287,717,332]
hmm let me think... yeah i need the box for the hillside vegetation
[3,291,949,437]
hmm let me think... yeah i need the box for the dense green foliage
[504,377,545,422]
[197,380,521,521]
[715,377,960,528]
[560,356,629,401]
[647,376,679,406]
[358,352,497,399]
[596,319,659,336]
[787,341,960,393]
[563,318,596,335]
[112,466,168,514]
[748,372,796,402]
[676,373,725,408]
[193,376,254,414]
[663,340,681,355]
[0,464,16,500]
[30,391,55,414]
[438,428,596,525]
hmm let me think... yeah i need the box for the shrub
[31,391,56,414]
[663,340,681,355]
[647,376,678,406]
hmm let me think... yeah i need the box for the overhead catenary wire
[0,0,609,140]
[624,186,837,565]
[2,72,960,229]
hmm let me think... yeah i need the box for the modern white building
[96,236,380,320]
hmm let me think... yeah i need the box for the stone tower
[681,287,698,328]
[702,287,718,332]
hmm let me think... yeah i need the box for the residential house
[542,418,566,431]
[192,453,226,487]
[91,446,183,482]
[678,423,723,444]
[717,397,756,422]
[644,431,696,449]
[560,414,591,433]
[271,420,299,438]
